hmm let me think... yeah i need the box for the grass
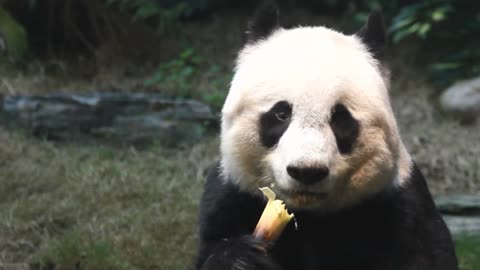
[0,129,219,269]
[0,129,479,270]
[456,235,480,270]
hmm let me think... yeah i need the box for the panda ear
[246,0,280,42]
[356,10,387,60]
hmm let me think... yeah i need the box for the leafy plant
[321,0,479,86]
[201,65,231,110]
[1,0,198,56]
[105,0,187,33]
[388,1,480,86]
[389,2,451,43]
[145,47,230,109]
[145,47,203,96]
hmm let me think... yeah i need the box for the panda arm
[194,162,278,270]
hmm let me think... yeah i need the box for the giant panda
[194,2,458,270]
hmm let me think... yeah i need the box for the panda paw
[201,235,278,270]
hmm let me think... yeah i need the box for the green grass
[0,129,218,269]
[456,235,480,270]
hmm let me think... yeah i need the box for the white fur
[269,123,336,192]
[221,26,412,211]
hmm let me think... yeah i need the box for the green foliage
[105,0,211,18]
[319,0,479,86]
[1,0,200,56]
[201,64,232,110]
[145,47,230,109]
[105,0,187,34]
[0,7,28,61]
[388,1,480,86]
[389,2,451,43]
[347,0,403,27]
[144,48,202,94]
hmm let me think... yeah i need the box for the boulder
[436,195,480,215]
[0,92,217,146]
[436,195,480,236]
[442,215,480,236]
[439,77,480,121]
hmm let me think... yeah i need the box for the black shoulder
[397,162,458,270]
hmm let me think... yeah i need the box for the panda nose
[286,165,329,185]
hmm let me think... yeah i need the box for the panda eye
[259,100,293,148]
[271,101,292,122]
[275,111,290,121]
[330,104,360,154]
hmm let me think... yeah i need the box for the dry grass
[0,127,219,269]
[0,129,479,270]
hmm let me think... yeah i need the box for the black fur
[286,165,329,185]
[259,101,292,148]
[356,10,387,60]
[247,0,280,42]
[330,104,360,154]
[194,162,458,270]
[200,235,278,270]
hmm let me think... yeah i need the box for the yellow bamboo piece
[253,187,294,243]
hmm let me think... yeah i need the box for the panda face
[221,10,411,211]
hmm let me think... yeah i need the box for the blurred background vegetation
[0,0,479,269]
[1,0,479,89]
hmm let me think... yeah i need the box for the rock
[435,195,480,236]
[436,195,480,215]
[439,77,480,121]
[0,92,217,146]
[442,215,480,236]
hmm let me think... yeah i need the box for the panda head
[220,2,412,212]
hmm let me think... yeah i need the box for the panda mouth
[278,188,329,199]
[275,188,329,208]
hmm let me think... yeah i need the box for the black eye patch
[259,101,292,148]
[330,104,360,154]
